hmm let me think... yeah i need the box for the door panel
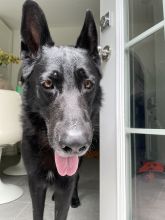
[130,28,165,129]
[100,0,117,219]
[131,134,165,220]
[128,0,163,39]
[126,0,165,219]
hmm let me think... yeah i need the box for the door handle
[98,45,111,62]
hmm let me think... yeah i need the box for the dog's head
[21,0,102,166]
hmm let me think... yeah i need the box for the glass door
[125,0,165,219]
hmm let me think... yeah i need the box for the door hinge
[100,11,112,32]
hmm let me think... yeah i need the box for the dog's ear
[21,0,54,57]
[76,10,99,63]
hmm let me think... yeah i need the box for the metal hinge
[100,11,112,32]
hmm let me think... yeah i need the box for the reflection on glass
[128,0,163,39]
[131,134,165,220]
[130,28,165,129]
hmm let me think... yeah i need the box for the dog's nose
[62,145,87,154]
[59,129,90,154]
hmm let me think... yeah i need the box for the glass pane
[130,134,165,220]
[128,0,163,40]
[129,28,165,129]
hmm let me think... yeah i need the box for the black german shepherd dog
[21,1,102,219]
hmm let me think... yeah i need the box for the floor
[0,155,99,220]
[133,173,165,220]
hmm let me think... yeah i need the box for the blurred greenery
[0,48,20,66]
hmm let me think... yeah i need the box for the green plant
[0,48,20,66]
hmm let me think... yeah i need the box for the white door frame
[100,0,126,219]
[114,0,165,220]
[116,0,127,219]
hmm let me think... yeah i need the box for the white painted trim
[126,128,165,135]
[116,0,126,219]
[125,20,165,49]
[163,0,165,20]
[163,0,165,38]
[0,19,11,32]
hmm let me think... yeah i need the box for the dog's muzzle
[58,126,92,156]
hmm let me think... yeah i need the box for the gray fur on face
[22,45,93,82]
[41,46,91,82]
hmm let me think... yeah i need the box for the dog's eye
[42,79,54,89]
[83,79,93,90]
[77,68,86,76]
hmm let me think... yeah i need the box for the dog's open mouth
[55,152,79,176]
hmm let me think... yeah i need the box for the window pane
[129,28,165,129]
[128,0,163,40]
[130,134,165,220]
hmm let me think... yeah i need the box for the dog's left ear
[76,10,99,63]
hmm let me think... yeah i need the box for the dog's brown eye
[84,79,93,90]
[42,79,53,89]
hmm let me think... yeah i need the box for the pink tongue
[55,152,79,176]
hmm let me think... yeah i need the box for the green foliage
[0,48,20,66]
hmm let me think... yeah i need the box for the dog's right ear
[76,10,99,63]
[21,0,54,58]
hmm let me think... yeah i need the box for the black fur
[21,1,102,220]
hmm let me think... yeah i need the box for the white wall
[0,20,12,82]
[11,26,82,89]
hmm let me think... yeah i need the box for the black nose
[62,145,87,154]
[59,129,91,154]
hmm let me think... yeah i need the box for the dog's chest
[39,148,57,183]
[39,146,55,171]
[46,170,55,183]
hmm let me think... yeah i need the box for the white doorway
[100,0,165,220]
[125,0,165,220]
